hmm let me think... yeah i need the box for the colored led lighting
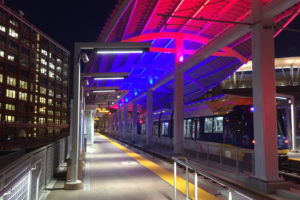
[92,90,116,93]
[94,77,125,80]
[134,91,138,96]
[97,50,144,54]
[179,55,184,62]
[149,78,153,85]
[250,107,255,112]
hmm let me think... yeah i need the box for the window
[49,89,54,97]
[0,73,2,82]
[48,110,53,115]
[40,87,47,95]
[0,24,5,32]
[41,58,47,65]
[5,103,15,111]
[19,80,28,89]
[49,71,54,78]
[40,97,46,104]
[8,40,18,51]
[41,49,48,56]
[62,102,67,109]
[55,119,60,125]
[55,111,61,117]
[204,117,213,133]
[48,98,53,106]
[160,121,169,136]
[39,107,46,114]
[5,115,15,122]
[57,58,62,64]
[7,76,16,86]
[19,91,27,101]
[213,116,223,133]
[48,118,53,123]
[0,49,4,57]
[9,19,18,27]
[41,67,47,75]
[7,53,17,62]
[49,62,55,69]
[9,28,18,39]
[20,56,29,67]
[184,119,192,138]
[39,117,45,124]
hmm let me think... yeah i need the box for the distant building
[0,3,70,150]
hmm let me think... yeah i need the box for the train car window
[204,117,213,133]
[161,121,169,136]
[184,119,192,138]
[184,119,187,137]
[153,122,159,136]
[213,116,223,133]
[196,120,201,138]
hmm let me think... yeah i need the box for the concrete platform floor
[45,134,218,200]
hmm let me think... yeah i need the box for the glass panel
[204,117,213,133]
[213,116,223,133]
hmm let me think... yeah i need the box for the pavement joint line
[98,133,218,200]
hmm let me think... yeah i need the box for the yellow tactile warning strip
[98,133,218,200]
[289,157,300,161]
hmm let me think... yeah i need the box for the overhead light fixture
[94,77,125,81]
[92,90,116,93]
[276,96,288,100]
[96,50,144,54]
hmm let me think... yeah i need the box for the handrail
[172,156,235,200]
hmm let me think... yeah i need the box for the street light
[65,42,151,190]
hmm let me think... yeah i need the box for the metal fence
[0,138,67,200]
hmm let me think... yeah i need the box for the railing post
[186,165,189,200]
[228,189,232,200]
[194,171,197,200]
[174,161,177,200]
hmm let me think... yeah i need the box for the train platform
[44,134,220,200]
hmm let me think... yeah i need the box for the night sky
[4,1,300,58]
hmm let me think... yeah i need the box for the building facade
[0,3,70,150]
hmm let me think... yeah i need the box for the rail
[173,156,236,200]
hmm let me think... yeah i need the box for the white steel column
[251,0,279,181]
[132,100,138,142]
[118,109,122,138]
[85,110,92,145]
[146,90,153,146]
[173,38,184,154]
[124,106,128,139]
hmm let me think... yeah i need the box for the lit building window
[41,49,48,56]
[57,66,62,72]
[49,71,54,78]
[19,80,28,89]
[39,117,45,124]
[55,111,61,117]
[19,91,27,101]
[5,115,15,122]
[41,67,47,75]
[0,73,2,83]
[9,28,18,39]
[7,76,16,86]
[39,107,46,114]
[0,49,4,57]
[9,19,18,27]
[49,62,55,69]
[57,58,62,64]
[40,97,46,104]
[0,24,5,32]
[6,89,15,98]
[49,89,54,97]
[5,103,15,111]
[7,53,17,62]
[48,118,53,123]
[40,87,47,95]
[41,58,47,65]
[48,98,53,106]
[56,75,61,81]
[55,119,60,125]
[48,110,53,115]
[62,102,67,109]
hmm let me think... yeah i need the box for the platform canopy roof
[84,0,300,111]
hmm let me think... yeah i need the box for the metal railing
[173,156,235,200]
[0,138,67,200]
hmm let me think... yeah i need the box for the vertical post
[291,98,297,151]
[251,0,279,181]
[124,106,128,139]
[186,166,189,200]
[194,172,197,200]
[174,38,184,154]
[132,100,137,142]
[67,100,73,159]
[146,90,153,146]
[118,109,122,138]
[66,43,82,188]
[174,161,177,200]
